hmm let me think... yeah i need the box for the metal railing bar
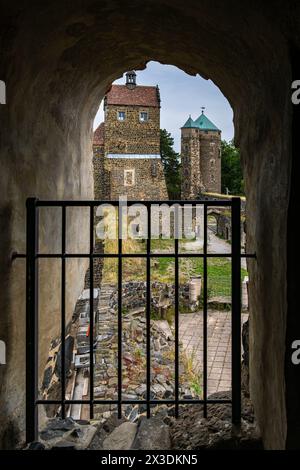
[174,205,179,418]
[61,206,66,419]
[89,205,94,419]
[203,205,208,418]
[231,198,242,424]
[13,252,257,260]
[26,198,39,444]
[146,205,151,418]
[117,209,123,418]
[35,200,233,207]
[29,252,256,259]
[35,398,232,405]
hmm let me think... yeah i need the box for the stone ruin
[40,283,201,427]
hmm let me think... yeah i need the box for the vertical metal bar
[231,197,241,424]
[61,206,66,419]
[118,203,123,418]
[203,204,208,418]
[146,203,151,418]
[174,204,179,418]
[26,197,39,443]
[89,205,94,419]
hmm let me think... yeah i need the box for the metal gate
[25,197,245,443]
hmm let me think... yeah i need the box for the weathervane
[201,106,205,114]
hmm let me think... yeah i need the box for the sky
[93,61,234,153]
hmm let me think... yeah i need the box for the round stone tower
[181,111,222,198]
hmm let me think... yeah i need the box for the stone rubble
[36,282,259,451]
[92,283,198,422]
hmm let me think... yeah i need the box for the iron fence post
[26,197,39,443]
[231,197,241,424]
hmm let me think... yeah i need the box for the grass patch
[180,348,202,398]
[102,238,248,298]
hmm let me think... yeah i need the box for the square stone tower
[93,71,168,201]
[181,111,222,199]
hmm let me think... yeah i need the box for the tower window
[124,169,135,186]
[118,111,126,121]
[140,112,149,122]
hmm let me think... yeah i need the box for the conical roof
[181,115,197,128]
[194,111,220,131]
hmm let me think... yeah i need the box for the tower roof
[181,116,197,128]
[194,111,220,131]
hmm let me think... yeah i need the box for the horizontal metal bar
[11,252,27,260]
[35,199,233,207]
[35,398,232,405]
[13,252,256,259]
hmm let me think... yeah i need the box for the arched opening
[86,64,245,434]
[0,1,296,450]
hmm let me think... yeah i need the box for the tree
[221,140,244,195]
[160,129,181,199]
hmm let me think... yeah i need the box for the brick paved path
[179,311,248,395]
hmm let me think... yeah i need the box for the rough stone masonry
[93,71,168,201]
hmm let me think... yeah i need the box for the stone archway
[0,0,299,449]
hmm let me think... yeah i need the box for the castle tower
[181,110,221,198]
[181,116,203,199]
[93,72,168,201]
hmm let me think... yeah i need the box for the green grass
[102,237,248,298]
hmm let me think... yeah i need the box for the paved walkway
[179,310,248,395]
[183,229,247,270]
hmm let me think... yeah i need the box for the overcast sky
[93,61,234,153]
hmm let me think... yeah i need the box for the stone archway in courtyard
[0,0,299,449]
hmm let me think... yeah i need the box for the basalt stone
[51,441,77,450]
[28,441,46,450]
[103,422,138,450]
[131,417,171,450]
[42,366,53,390]
[55,336,75,378]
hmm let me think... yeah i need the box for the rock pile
[109,280,200,315]
[169,392,262,450]
[93,284,198,421]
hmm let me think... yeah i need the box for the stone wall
[93,101,168,201]
[105,158,168,200]
[199,130,221,193]
[181,128,202,199]
[93,144,109,200]
[104,105,160,155]
[109,280,200,314]
[181,129,221,198]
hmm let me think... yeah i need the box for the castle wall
[199,130,221,193]
[104,105,160,155]
[181,128,201,199]
[105,158,168,200]
[181,128,221,197]
[93,144,109,200]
